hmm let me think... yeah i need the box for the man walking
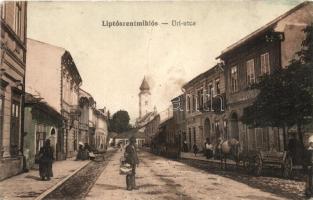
[124,136,139,190]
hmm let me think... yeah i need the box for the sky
[27,0,306,123]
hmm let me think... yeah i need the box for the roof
[25,93,63,120]
[140,76,150,90]
[79,88,93,98]
[136,112,157,128]
[27,38,83,85]
[217,1,313,59]
[159,116,174,128]
[182,63,223,89]
[27,38,66,52]
[171,94,184,102]
[62,51,83,84]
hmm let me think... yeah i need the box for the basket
[120,160,132,175]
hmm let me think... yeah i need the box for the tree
[108,110,131,133]
[242,23,313,149]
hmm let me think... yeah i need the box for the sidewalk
[180,152,237,165]
[0,159,89,200]
[180,152,304,171]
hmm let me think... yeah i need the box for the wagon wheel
[244,157,254,174]
[254,154,263,176]
[243,157,249,170]
[282,156,293,178]
[242,156,253,173]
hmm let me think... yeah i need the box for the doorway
[230,112,239,140]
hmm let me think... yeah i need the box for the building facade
[95,109,108,150]
[78,88,93,145]
[61,52,82,158]
[26,39,82,159]
[23,93,63,169]
[171,94,186,150]
[144,114,160,146]
[217,1,313,152]
[183,64,226,152]
[0,2,27,180]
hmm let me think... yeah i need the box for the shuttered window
[246,59,255,85]
[261,53,270,74]
[230,66,238,93]
[0,96,3,147]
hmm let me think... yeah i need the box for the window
[230,66,238,93]
[223,120,228,139]
[197,89,203,109]
[189,128,192,149]
[10,100,20,156]
[187,95,191,112]
[0,96,3,143]
[246,59,255,85]
[36,124,46,154]
[208,82,213,99]
[74,131,78,151]
[215,121,220,138]
[193,127,196,144]
[215,78,220,95]
[1,3,5,19]
[14,2,22,37]
[192,94,196,112]
[261,53,270,74]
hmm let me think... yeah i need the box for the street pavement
[0,158,89,200]
[86,150,287,200]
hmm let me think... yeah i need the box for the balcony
[69,105,81,116]
[79,123,89,131]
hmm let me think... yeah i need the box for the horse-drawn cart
[243,150,293,178]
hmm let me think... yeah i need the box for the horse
[217,138,241,170]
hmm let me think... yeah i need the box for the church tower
[139,76,151,118]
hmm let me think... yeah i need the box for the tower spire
[140,76,150,91]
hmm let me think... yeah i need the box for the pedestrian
[204,138,213,159]
[76,142,84,160]
[306,135,313,197]
[38,139,54,181]
[120,142,124,152]
[183,140,188,152]
[124,136,139,190]
[288,133,298,164]
[193,143,199,157]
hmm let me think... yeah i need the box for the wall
[139,91,152,118]
[26,39,63,112]
[0,1,27,180]
[23,105,62,169]
[95,116,108,150]
[275,2,313,67]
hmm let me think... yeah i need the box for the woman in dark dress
[39,139,54,181]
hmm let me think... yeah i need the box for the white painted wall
[26,39,64,112]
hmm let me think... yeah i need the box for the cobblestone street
[85,150,305,200]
